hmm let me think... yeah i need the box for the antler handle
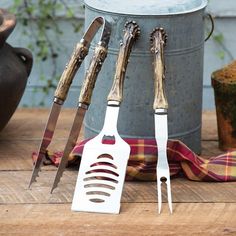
[54,42,88,102]
[107,21,140,103]
[54,16,111,104]
[150,28,168,110]
[79,44,108,106]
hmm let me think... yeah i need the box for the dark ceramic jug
[0,8,33,131]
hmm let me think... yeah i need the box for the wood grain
[0,203,235,236]
[201,110,218,141]
[2,108,218,143]
[3,109,218,141]
[0,171,235,204]
[107,22,140,103]
[0,140,63,170]
[151,28,168,110]
[79,45,107,105]
[0,108,79,140]
[54,43,88,101]
[201,141,223,157]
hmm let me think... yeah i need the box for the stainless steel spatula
[71,21,140,214]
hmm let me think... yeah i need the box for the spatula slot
[85,169,119,177]
[84,183,115,190]
[160,177,167,183]
[86,191,111,197]
[90,161,117,169]
[89,198,105,203]
[97,154,113,160]
[101,135,116,145]
[83,176,118,184]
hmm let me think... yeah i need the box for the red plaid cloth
[32,138,236,181]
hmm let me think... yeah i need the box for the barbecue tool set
[29,18,172,214]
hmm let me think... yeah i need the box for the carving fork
[150,28,172,214]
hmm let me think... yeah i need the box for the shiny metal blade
[83,17,110,47]
[71,105,131,214]
[167,176,173,214]
[28,102,61,188]
[157,177,162,214]
[155,112,168,150]
[155,111,172,214]
[50,107,86,193]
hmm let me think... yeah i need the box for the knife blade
[51,26,111,192]
[28,17,110,188]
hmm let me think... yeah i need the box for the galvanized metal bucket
[83,0,210,154]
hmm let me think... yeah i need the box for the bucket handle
[205,13,214,42]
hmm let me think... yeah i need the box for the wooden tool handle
[79,44,108,105]
[150,28,168,110]
[54,42,88,102]
[107,21,140,103]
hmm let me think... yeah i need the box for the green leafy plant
[212,32,234,61]
[205,13,234,61]
[9,0,83,106]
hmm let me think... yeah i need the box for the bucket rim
[84,0,208,16]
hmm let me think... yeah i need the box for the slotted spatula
[71,21,140,214]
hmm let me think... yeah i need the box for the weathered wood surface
[0,109,77,140]
[202,110,218,141]
[0,203,236,236]
[2,109,217,141]
[0,171,235,204]
[0,109,235,236]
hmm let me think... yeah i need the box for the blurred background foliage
[8,0,83,105]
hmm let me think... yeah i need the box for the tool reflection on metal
[29,17,111,189]
[150,28,172,214]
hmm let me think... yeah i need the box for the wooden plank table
[0,108,235,235]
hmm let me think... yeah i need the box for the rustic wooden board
[0,140,65,170]
[0,171,235,204]
[0,203,235,236]
[201,110,218,141]
[2,109,218,142]
[201,140,223,157]
[0,108,80,140]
